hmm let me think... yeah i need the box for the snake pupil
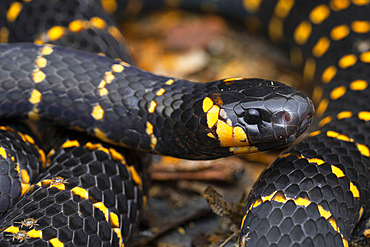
[244,109,260,124]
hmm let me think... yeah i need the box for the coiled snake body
[0,0,368,247]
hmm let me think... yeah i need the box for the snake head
[194,78,314,158]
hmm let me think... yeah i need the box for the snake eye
[244,109,261,124]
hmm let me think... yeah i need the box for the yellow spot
[350,79,368,90]
[274,0,294,18]
[112,64,124,73]
[129,166,142,187]
[268,17,284,42]
[41,46,53,55]
[21,169,30,184]
[290,46,303,67]
[32,70,46,83]
[294,20,312,45]
[358,111,370,121]
[207,133,215,139]
[24,134,35,144]
[330,86,346,100]
[94,202,109,221]
[309,4,330,24]
[98,88,108,96]
[0,27,9,43]
[29,90,42,105]
[47,26,66,41]
[0,147,7,159]
[353,0,370,5]
[49,238,64,247]
[338,54,357,69]
[206,105,220,128]
[350,182,360,198]
[316,98,329,116]
[312,86,323,104]
[108,26,124,42]
[91,105,104,120]
[337,111,352,119]
[309,130,321,137]
[294,196,311,207]
[330,0,350,11]
[94,127,115,144]
[317,204,331,219]
[146,122,153,135]
[109,212,120,228]
[90,17,107,29]
[202,97,214,113]
[68,20,84,33]
[330,25,350,40]
[27,229,42,238]
[307,158,325,165]
[272,192,288,203]
[303,57,316,82]
[331,165,345,177]
[360,51,370,63]
[148,101,157,113]
[108,148,124,161]
[7,2,22,22]
[351,20,370,33]
[319,116,332,127]
[358,207,364,222]
[62,140,80,148]
[100,0,117,14]
[35,57,47,68]
[84,142,103,150]
[156,88,165,96]
[242,0,262,13]
[312,37,330,57]
[165,79,174,85]
[233,126,248,145]
[104,71,115,84]
[321,66,337,83]
[216,121,235,147]
[251,198,263,209]
[71,187,88,200]
[21,183,30,196]
[356,144,370,157]
[4,226,19,233]
[328,217,338,231]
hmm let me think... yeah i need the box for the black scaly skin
[0,43,313,160]
[0,132,149,246]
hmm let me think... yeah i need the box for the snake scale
[0,0,368,247]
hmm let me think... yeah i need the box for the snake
[0,0,368,247]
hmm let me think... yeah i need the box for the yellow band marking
[90,17,107,29]
[309,130,321,137]
[29,89,42,104]
[21,169,30,184]
[337,111,352,119]
[202,97,214,113]
[165,79,174,85]
[327,130,370,157]
[216,120,234,147]
[316,98,329,116]
[233,126,248,145]
[351,20,370,33]
[155,88,165,96]
[71,187,88,200]
[108,148,124,161]
[0,147,7,160]
[330,0,350,11]
[111,64,125,73]
[274,0,294,18]
[206,105,220,128]
[47,26,66,41]
[312,37,330,57]
[7,2,22,22]
[294,20,312,45]
[148,101,157,113]
[49,237,64,247]
[242,0,262,13]
[146,122,157,150]
[338,54,357,69]
[312,86,323,104]
[100,0,118,14]
[61,140,80,148]
[94,202,109,221]
[358,111,370,121]
[4,226,19,233]
[32,70,46,83]
[108,26,125,42]
[330,86,346,100]
[360,51,370,63]
[41,46,54,55]
[303,57,316,82]
[27,229,42,238]
[319,116,332,127]
[129,166,142,187]
[321,65,337,83]
[35,57,47,68]
[109,212,120,228]
[0,27,9,43]
[330,25,350,40]
[309,4,330,24]
[91,105,105,120]
[350,182,360,198]
[350,79,368,90]
[353,0,370,5]
[68,20,84,33]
